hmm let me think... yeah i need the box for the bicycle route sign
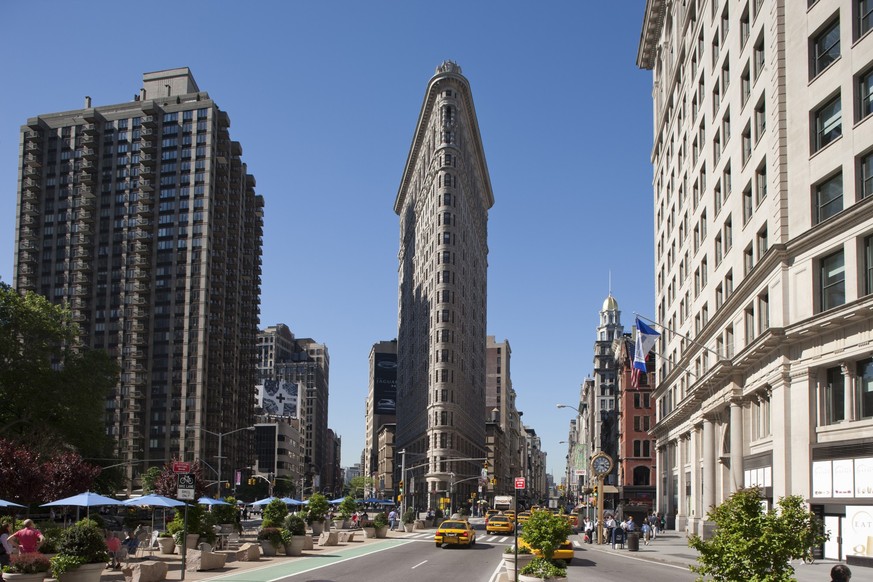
[177,472,195,500]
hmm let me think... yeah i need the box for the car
[485,509,500,520]
[503,510,516,521]
[486,515,514,534]
[565,514,579,531]
[435,519,476,547]
[376,398,395,409]
[517,536,575,563]
[516,510,532,524]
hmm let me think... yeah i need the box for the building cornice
[395,62,494,215]
[637,0,667,70]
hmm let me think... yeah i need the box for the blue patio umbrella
[0,498,24,508]
[328,497,346,504]
[280,497,304,506]
[197,497,231,506]
[123,494,186,532]
[123,494,186,508]
[42,491,123,518]
[250,496,278,506]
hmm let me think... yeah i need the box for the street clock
[591,452,613,477]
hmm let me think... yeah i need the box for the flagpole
[633,312,728,362]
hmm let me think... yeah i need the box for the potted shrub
[168,506,203,551]
[257,527,282,557]
[156,532,176,554]
[50,519,109,582]
[282,514,306,556]
[503,544,534,575]
[261,498,288,529]
[518,558,567,582]
[2,552,51,582]
[211,497,239,532]
[402,508,416,533]
[372,512,389,538]
[305,493,330,535]
[516,510,571,581]
[336,496,356,529]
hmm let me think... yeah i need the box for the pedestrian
[361,510,369,526]
[0,523,13,572]
[649,512,659,539]
[582,517,593,544]
[659,513,666,532]
[625,515,636,532]
[641,521,651,545]
[121,531,138,556]
[8,519,44,553]
[388,508,398,531]
[831,564,852,582]
[105,531,121,569]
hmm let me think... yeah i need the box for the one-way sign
[177,472,195,500]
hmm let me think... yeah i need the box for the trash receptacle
[627,531,640,551]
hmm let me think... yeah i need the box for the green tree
[140,467,162,494]
[689,487,827,582]
[521,508,572,562]
[0,282,117,460]
[348,476,373,499]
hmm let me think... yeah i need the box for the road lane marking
[411,560,427,569]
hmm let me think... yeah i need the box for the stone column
[730,400,744,493]
[676,432,690,531]
[701,415,716,538]
[689,425,700,533]
[842,362,854,422]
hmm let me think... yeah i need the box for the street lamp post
[189,425,255,495]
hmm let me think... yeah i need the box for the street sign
[514,477,526,490]
[173,461,192,474]
[177,472,195,500]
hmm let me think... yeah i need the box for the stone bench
[122,560,168,582]
[238,542,261,561]
[337,531,358,543]
[215,549,245,562]
[185,547,228,572]
[317,531,338,546]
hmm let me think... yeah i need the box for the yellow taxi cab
[565,513,579,531]
[485,509,500,523]
[435,519,477,548]
[503,509,516,522]
[516,510,532,524]
[518,536,575,564]
[485,515,515,534]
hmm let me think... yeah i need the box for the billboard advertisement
[374,352,397,415]
[258,379,299,417]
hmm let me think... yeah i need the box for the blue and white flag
[632,318,660,388]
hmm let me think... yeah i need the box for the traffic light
[397,494,403,502]
[399,480,404,494]
[490,477,496,485]
[225,482,230,488]
[593,486,598,497]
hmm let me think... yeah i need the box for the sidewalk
[574,530,847,582]
[98,527,414,582]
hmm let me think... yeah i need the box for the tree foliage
[151,458,207,500]
[689,487,828,582]
[0,282,117,460]
[348,476,373,498]
[0,438,101,503]
[521,509,572,561]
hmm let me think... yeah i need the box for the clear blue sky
[0,1,653,477]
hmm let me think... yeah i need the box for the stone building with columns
[638,0,873,557]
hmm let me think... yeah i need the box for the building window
[856,358,873,419]
[745,305,756,344]
[744,244,754,275]
[743,183,754,224]
[741,65,752,106]
[865,235,873,295]
[742,124,753,165]
[814,95,842,152]
[758,292,769,332]
[860,0,873,38]
[812,19,840,78]
[823,366,845,424]
[860,68,873,120]
[820,249,846,311]
[757,226,769,259]
[756,160,768,204]
[814,172,843,224]
[861,152,873,199]
[754,36,765,80]
[755,97,766,142]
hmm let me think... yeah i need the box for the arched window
[633,466,650,486]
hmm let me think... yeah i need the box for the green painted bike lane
[207,539,414,582]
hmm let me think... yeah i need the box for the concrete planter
[301,535,313,550]
[362,527,376,539]
[283,536,305,557]
[309,521,325,535]
[3,573,48,582]
[259,541,277,557]
[56,562,105,582]
[157,537,176,554]
[374,526,388,538]
[403,523,414,532]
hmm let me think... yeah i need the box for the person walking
[388,508,398,531]
[0,523,13,572]
[641,520,651,545]
[582,517,593,543]
[8,520,43,554]
[831,564,852,582]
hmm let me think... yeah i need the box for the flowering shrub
[4,552,51,574]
